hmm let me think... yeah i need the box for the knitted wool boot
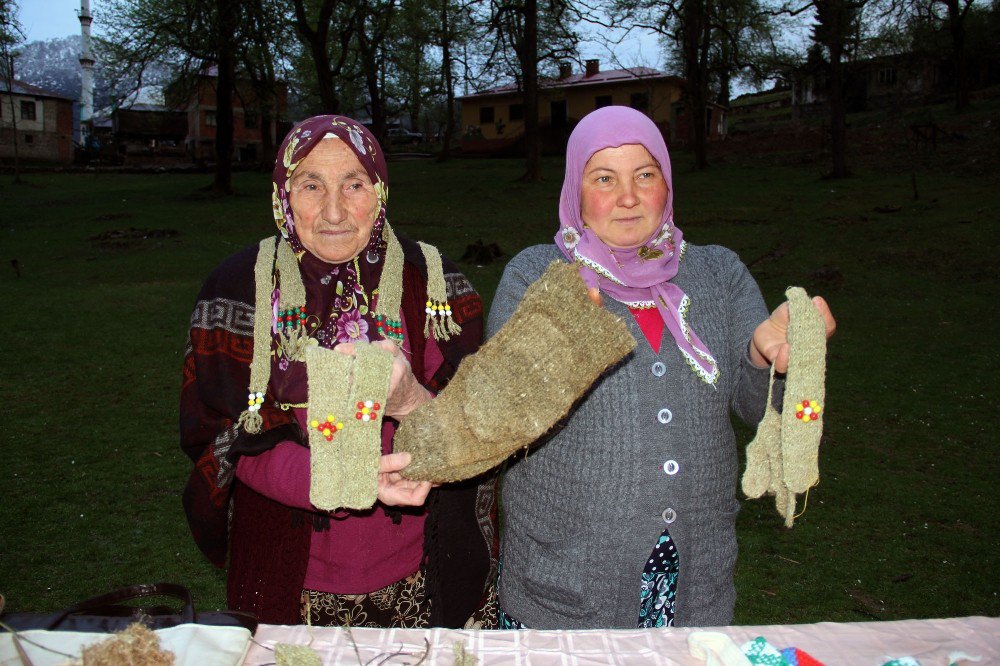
[306,343,393,510]
[741,286,827,527]
[395,260,636,482]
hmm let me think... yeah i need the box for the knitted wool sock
[394,260,636,482]
[741,286,827,527]
[306,343,393,510]
[742,377,782,500]
[780,287,827,493]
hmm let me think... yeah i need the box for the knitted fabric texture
[236,237,280,434]
[395,260,636,482]
[275,237,313,361]
[307,343,393,510]
[741,286,827,527]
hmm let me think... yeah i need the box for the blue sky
[16,0,666,71]
[17,0,94,43]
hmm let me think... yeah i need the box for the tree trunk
[259,102,275,171]
[827,38,849,178]
[2,51,21,182]
[212,0,237,195]
[521,0,542,182]
[438,0,454,162]
[947,0,970,110]
[683,0,709,170]
[358,34,387,145]
[293,0,341,114]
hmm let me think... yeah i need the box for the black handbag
[0,582,257,635]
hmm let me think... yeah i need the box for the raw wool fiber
[79,622,174,665]
[742,286,828,527]
[307,343,393,510]
[275,643,322,666]
[395,260,636,482]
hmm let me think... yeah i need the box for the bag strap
[47,583,194,629]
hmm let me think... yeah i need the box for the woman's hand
[377,452,433,506]
[334,340,433,419]
[750,296,837,372]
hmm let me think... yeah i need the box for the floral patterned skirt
[302,570,498,629]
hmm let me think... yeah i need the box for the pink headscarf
[554,106,718,384]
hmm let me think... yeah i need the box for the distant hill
[13,36,87,100]
[13,35,172,110]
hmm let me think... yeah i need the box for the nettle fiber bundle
[396,260,636,482]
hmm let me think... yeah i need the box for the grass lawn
[1,141,997,625]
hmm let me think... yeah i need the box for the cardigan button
[657,408,673,424]
[651,361,666,377]
[662,507,677,524]
[663,459,679,475]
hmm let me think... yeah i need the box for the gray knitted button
[651,361,666,377]
[657,408,673,424]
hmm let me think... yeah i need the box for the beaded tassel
[418,241,462,341]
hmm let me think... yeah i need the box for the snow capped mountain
[13,36,88,100]
[14,35,172,110]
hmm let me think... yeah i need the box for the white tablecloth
[242,616,999,665]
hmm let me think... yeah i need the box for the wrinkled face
[579,143,669,250]
[288,138,380,264]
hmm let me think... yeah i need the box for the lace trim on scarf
[573,250,626,286]
[618,299,656,309]
[676,294,720,386]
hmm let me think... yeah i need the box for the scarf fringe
[237,409,263,435]
[280,326,315,361]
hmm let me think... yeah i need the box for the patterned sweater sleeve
[179,244,297,566]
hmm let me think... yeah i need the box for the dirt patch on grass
[89,227,181,249]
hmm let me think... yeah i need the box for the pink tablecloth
[242,616,999,665]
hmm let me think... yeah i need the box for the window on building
[205,111,217,126]
[479,106,494,124]
[509,103,524,121]
[594,95,612,109]
[245,110,258,129]
[877,68,897,86]
[20,100,36,121]
[630,92,649,112]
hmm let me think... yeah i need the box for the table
[242,616,999,665]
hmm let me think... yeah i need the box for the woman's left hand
[334,340,433,419]
[377,452,434,506]
[750,296,837,372]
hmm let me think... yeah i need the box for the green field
[1,132,997,625]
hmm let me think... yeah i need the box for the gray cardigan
[487,243,770,629]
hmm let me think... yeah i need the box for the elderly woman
[488,106,835,629]
[180,115,497,628]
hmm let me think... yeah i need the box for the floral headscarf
[554,106,718,385]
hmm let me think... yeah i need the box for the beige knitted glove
[742,286,827,527]
[395,260,636,482]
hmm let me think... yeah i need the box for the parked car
[387,127,423,145]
